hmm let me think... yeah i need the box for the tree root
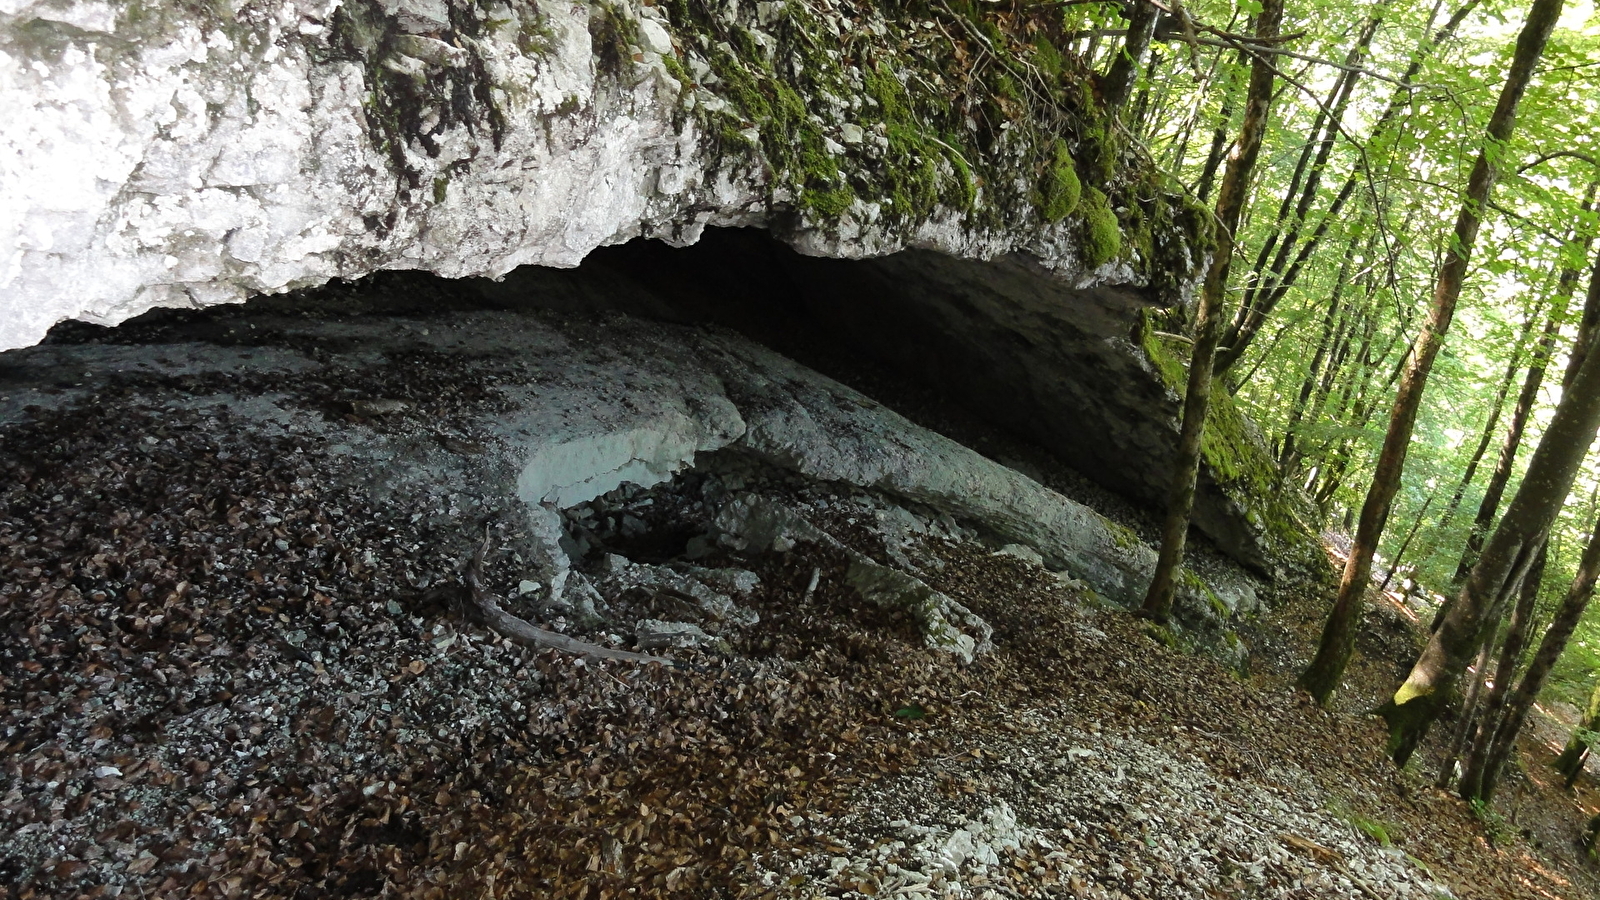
[465,526,672,666]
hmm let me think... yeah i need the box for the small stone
[518,579,540,595]
[637,18,674,55]
[634,619,713,651]
[840,123,864,144]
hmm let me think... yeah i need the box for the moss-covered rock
[1138,314,1324,576]
[1079,187,1122,269]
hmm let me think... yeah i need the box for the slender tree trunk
[1215,14,1383,375]
[1455,187,1600,580]
[1140,0,1282,621]
[1103,0,1160,113]
[1434,306,1537,543]
[1382,244,1600,765]
[1456,543,1546,797]
[1212,0,1484,376]
[1280,234,1362,469]
[1195,47,1250,205]
[1301,0,1566,708]
[1469,516,1600,801]
[1455,318,1560,582]
[1437,631,1502,789]
[1555,677,1600,787]
[1380,491,1437,593]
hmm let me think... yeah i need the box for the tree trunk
[1211,0,1484,377]
[1454,315,1561,582]
[1455,186,1600,581]
[1279,234,1361,470]
[1382,244,1600,765]
[1555,677,1600,787]
[1432,304,1538,553]
[1214,14,1382,376]
[1470,515,1600,801]
[1301,0,1566,708]
[1140,0,1282,621]
[1436,630,1501,790]
[1103,0,1160,113]
[1456,543,1546,798]
[1380,491,1437,593]
[1194,47,1250,205]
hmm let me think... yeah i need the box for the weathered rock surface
[0,0,1206,349]
[477,229,1317,579]
[0,302,1260,651]
[1,0,1311,582]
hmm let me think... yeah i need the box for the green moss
[1143,621,1179,649]
[1079,187,1121,268]
[1104,518,1140,550]
[660,51,691,88]
[1033,37,1063,81]
[803,186,856,217]
[1080,118,1119,185]
[432,176,448,203]
[864,63,908,121]
[589,1,638,77]
[1138,314,1321,567]
[319,0,508,188]
[643,0,1204,277]
[1040,139,1081,222]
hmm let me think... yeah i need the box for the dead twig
[465,526,672,666]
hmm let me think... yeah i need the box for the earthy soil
[3,295,1600,900]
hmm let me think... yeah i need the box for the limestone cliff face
[0,0,1208,350]
[1,0,1315,574]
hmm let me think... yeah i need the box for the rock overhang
[0,0,1315,577]
[0,0,1212,350]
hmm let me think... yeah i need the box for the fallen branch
[465,526,672,666]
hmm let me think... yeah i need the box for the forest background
[1049,0,1600,805]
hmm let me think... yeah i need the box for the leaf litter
[1,301,1597,900]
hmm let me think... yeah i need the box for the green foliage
[1469,798,1514,847]
[1327,798,1399,846]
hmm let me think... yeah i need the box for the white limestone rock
[0,0,1198,350]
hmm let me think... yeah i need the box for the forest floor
[4,300,1600,899]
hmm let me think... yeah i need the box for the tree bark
[1140,0,1282,621]
[1470,515,1600,801]
[1382,245,1600,765]
[1436,630,1500,790]
[1555,677,1600,787]
[1379,491,1437,593]
[1456,543,1546,798]
[1103,0,1160,113]
[1300,0,1566,708]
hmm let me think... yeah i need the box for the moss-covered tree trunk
[1382,247,1600,766]
[1555,677,1600,787]
[1139,0,1281,622]
[1298,0,1565,707]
